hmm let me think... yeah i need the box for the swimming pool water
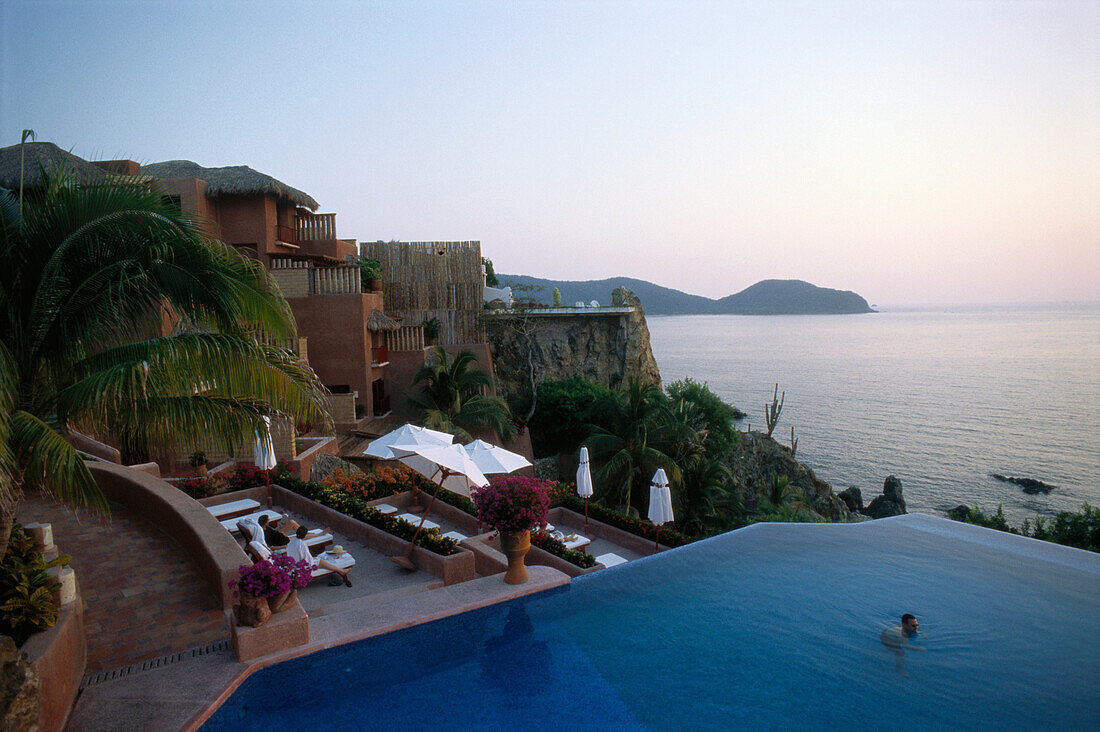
[204,515,1100,731]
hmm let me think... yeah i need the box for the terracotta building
[136,160,397,424]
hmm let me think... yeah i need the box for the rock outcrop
[485,288,661,403]
[862,476,907,518]
[725,431,853,521]
[991,473,1056,494]
[310,453,365,483]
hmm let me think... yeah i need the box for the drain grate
[80,639,231,689]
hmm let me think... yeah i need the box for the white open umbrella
[576,447,594,534]
[464,439,532,475]
[388,443,489,570]
[648,468,675,552]
[254,416,277,489]
[364,423,453,459]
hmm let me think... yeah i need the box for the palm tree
[584,378,677,515]
[408,346,516,442]
[0,168,331,555]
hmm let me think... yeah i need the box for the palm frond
[9,410,107,514]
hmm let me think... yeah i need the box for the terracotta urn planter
[234,592,271,628]
[269,590,297,614]
[499,530,531,585]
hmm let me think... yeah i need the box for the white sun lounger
[442,530,467,542]
[310,550,356,580]
[272,531,333,556]
[562,535,591,551]
[205,498,262,520]
[372,503,399,515]
[396,513,439,531]
[596,552,628,568]
[221,509,284,534]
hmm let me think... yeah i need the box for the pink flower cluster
[472,475,552,532]
[229,555,313,598]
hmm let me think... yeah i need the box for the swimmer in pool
[880,613,926,676]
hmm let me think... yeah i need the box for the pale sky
[2,0,1097,306]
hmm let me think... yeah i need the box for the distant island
[496,275,875,315]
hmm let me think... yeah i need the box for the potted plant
[471,476,551,584]
[187,450,207,477]
[421,317,441,346]
[229,555,313,626]
[358,256,383,292]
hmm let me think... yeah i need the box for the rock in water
[990,473,1056,494]
[838,487,864,513]
[862,475,907,519]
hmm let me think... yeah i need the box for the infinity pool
[204,515,1100,730]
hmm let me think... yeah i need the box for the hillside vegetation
[497,275,874,315]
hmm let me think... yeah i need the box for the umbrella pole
[392,468,451,570]
[584,497,589,535]
[654,525,660,554]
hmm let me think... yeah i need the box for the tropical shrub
[527,377,614,458]
[665,378,742,459]
[175,475,224,500]
[950,503,1099,553]
[0,524,70,645]
[472,476,551,532]
[229,555,313,598]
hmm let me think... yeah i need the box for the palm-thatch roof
[0,142,111,190]
[366,309,400,331]
[141,160,319,211]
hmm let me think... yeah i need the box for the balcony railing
[371,345,389,366]
[275,223,297,245]
[297,212,337,242]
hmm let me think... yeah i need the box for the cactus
[790,426,798,458]
[764,383,784,438]
[552,287,561,306]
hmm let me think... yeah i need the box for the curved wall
[88,462,248,609]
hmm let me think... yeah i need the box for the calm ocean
[647,304,1100,524]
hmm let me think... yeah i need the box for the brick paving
[17,495,228,672]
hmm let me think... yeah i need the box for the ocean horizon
[647,302,1100,525]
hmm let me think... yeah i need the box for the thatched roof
[0,142,111,190]
[366,309,400,331]
[141,160,319,210]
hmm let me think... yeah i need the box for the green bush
[279,475,458,556]
[1,524,71,645]
[949,503,1099,553]
[528,377,615,458]
[531,531,596,568]
[665,378,742,459]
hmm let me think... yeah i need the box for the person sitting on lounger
[287,525,352,588]
[238,516,264,545]
[257,514,297,548]
[880,613,926,675]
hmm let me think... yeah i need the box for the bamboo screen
[360,241,485,345]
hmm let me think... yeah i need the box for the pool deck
[66,565,570,731]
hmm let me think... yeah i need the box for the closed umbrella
[388,443,489,570]
[254,416,277,490]
[648,468,674,553]
[464,439,532,475]
[576,447,594,534]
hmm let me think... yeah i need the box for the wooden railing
[297,212,337,241]
[311,264,360,294]
[387,325,424,351]
[274,223,297,245]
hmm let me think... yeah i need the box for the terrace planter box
[271,486,476,586]
[547,506,671,555]
[374,491,481,535]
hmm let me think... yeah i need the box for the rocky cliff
[726,431,908,523]
[485,287,661,404]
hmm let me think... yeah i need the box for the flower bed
[279,476,458,556]
[531,530,596,568]
[557,495,693,548]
